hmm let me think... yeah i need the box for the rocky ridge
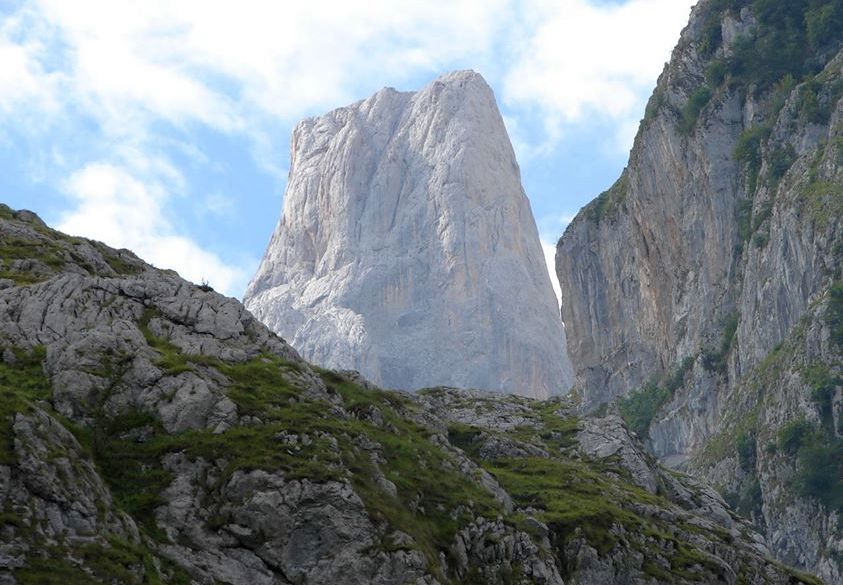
[0,206,822,583]
[555,0,843,582]
[244,70,572,398]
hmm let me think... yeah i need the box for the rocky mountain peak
[245,70,573,397]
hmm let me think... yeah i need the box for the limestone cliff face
[244,70,572,398]
[556,1,843,582]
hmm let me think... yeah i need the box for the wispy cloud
[0,0,691,297]
[57,162,250,295]
[503,0,695,153]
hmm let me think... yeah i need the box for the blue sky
[0,0,697,298]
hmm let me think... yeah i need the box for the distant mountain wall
[556,1,843,581]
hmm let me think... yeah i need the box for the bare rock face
[244,70,572,398]
[555,1,843,582]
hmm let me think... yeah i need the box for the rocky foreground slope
[0,206,823,583]
[244,70,572,398]
[556,0,842,582]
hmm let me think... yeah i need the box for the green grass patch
[138,308,194,375]
[92,241,143,276]
[93,353,502,572]
[0,235,67,284]
[0,346,50,465]
[138,308,228,375]
[801,181,843,229]
[14,537,189,585]
[485,456,643,554]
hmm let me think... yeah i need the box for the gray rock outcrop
[244,70,572,398]
[0,206,818,584]
[555,0,843,581]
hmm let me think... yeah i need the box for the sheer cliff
[0,206,823,584]
[244,70,572,399]
[556,1,842,582]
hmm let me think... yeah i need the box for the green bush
[775,370,843,514]
[735,432,757,470]
[705,60,728,86]
[680,86,713,134]
[752,232,769,248]
[736,474,763,519]
[795,439,843,513]
[619,357,694,438]
[733,126,770,194]
[802,364,840,431]
[702,313,739,373]
[767,145,796,186]
[800,180,843,227]
[619,383,671,439]
[799,79,825,123]
[777,419,814,454]
[720,1,843,94]
[806,1,843,49]
[699,17,724,58]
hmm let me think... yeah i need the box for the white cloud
[57,162,250,296]
[0,9,62,123]
[0,0,515,298]
[503,0,695,151]
[202,192,235,216]
[0,0,695,298]
[19,0,510,135]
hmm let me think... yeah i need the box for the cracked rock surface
[0,207,820,583]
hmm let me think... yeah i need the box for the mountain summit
[245,70,572,397]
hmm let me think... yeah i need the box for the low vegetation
[702,312,739,373]
[701,1,843,92]
[585,173,629,223]
[734,126,770,195]
[618,357,695,439]
[826,281,843,347]
[776,416,843,514]
[0,346,50,465]
[679,86,713,134]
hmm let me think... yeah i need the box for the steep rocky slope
[0,206,823,583]
[244,70,572,398]
[556,0,842,582]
